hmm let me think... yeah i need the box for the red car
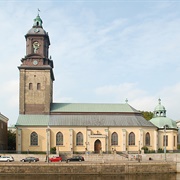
[49,156,62,162]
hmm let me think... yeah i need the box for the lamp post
[164,125,168,162]
[138,140,140,162]
[46,125,50,163]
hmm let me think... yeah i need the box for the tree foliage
[7,130,16,150]
[141,111,154,121]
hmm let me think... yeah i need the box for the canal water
[0,174,179,180]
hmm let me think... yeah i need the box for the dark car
[66,156,84,163]
[20,157,39,162]
[49,156,62,162]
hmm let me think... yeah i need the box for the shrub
[177,144,180,150]
[50,147,56,154]
[158,148,164,153]
[141,146,148,153]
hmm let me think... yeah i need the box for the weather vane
[38,8,40,15]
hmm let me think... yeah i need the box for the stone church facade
[15,14,178,154]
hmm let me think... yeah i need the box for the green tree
[141,111,153,121]
[7,130,16,150]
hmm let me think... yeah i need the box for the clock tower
[18,14,55,114]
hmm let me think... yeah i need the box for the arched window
[29,83,33,90]
[129,132,135,145]
[30,132,38,146]
[37,83,41,90]
[76,132,83,145]
[145,132,150,146]
[56,132,63,145]
[111,132,118,145]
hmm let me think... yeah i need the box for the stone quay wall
[0,162,176,175]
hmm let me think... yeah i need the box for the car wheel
[22,159,25,162]
[7,159,10,162]
[34,160,36,162]
[59,160,62,162]
[79,160,81,162]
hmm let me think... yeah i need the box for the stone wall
[0,162,176,174]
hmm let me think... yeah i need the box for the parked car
[66,156,84,163]
[0,156,14,162]
[49,156,62,162]
[20,157,39,162]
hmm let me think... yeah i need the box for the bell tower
[18,14,55,115]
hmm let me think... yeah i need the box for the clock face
[33,60,38,65]
[33,41,40,53]
[34,28,39,33]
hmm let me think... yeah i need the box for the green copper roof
[150,117,178,129]
[16,103,155,127]
[154,98,165,111]
[50,103,139,113]
[16,115,49,126]
[33,14,43,27]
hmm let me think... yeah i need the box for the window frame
[145,132,150,146]
[29,83,33,90]
[129,132,135,145]
[76,132,83,146]
[163,135,168,146]
[111,132,118,146]
[30,132,38,146]
[56,132,63,146]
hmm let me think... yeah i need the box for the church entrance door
[94,139,101,153]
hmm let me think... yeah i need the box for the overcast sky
[1,0,180,125]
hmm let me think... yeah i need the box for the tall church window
[29,83,33,90]
[145,132,150,146]
[37,83,41,90]
[129,132,135,145]
[163,135,168,146]
[30,132,38,146]
[56,132,63,145]
[111,132,118,145]
[76,132,83,145]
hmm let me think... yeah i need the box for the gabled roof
[16,114,155,127]
[50,103,139,113]
[16,103,155,127]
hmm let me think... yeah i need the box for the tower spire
[33,11,43,27]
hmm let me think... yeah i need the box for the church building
[15,14,178,154]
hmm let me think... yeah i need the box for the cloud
[95,82,180,121]
[1,1,180,125]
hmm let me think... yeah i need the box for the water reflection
[0,173,178,180]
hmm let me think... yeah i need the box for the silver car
[0,156,14,162]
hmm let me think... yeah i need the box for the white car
[0,156,14,162]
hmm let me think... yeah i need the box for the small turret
[153,98,166,117]
[33,11,43,27]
